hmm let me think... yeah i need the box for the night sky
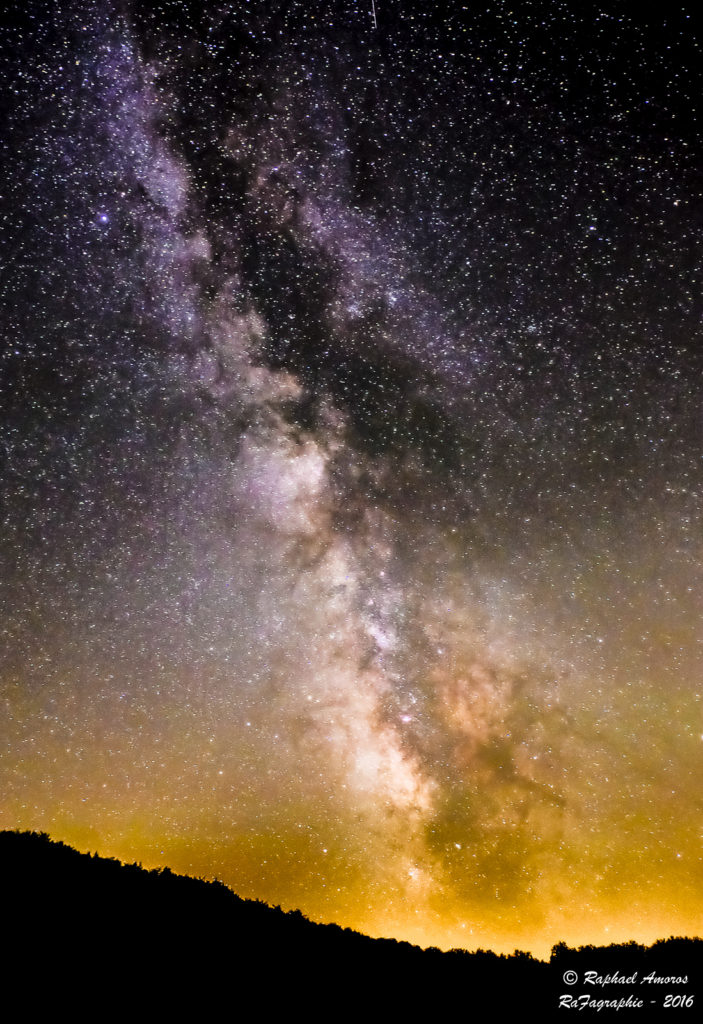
[2,0,702,957]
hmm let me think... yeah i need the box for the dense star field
[1,1,702,956]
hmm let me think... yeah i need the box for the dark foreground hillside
[2,830,700,1018]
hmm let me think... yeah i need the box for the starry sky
[1,0,702,957]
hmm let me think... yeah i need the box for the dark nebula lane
[1,1,702,956]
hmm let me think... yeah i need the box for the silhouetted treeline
[2,830,699,1018]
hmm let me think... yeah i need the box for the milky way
[1,1,702,956]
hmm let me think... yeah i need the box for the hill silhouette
[2,830,699,1018]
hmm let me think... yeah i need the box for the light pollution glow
[1,1,702,959]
